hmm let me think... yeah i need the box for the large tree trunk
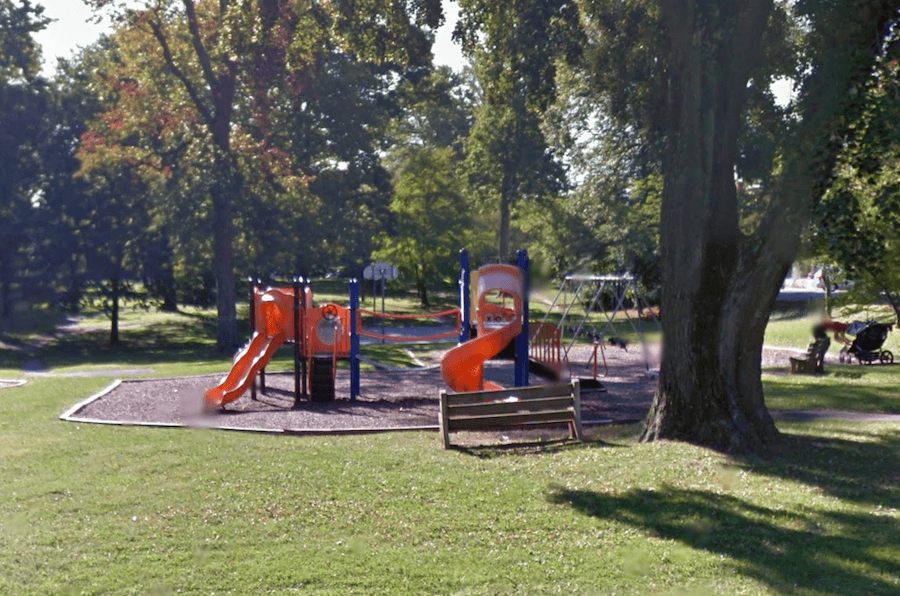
[643,0,900,452]
[642,0,780,452]
[498,172,512,261]
[210,164,239,352]
[416,263,430,307]
[110,276,120,347]
[150,0,240,351]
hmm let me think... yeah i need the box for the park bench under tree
[789,338,830,374]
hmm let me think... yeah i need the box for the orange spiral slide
[441,264,523,392]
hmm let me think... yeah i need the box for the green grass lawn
[2,376,898,595]
[2,300,899,594]
[764,364,900,413]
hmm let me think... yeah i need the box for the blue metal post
[249,276,257,400]
[459,249,471,343]
[515,249,529,387]
[349,278,360,400]
[292,276,302,406]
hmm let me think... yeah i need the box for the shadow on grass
[550,430,900,594]
[452,438,612,458]
[19,317,226,369]
[765,366,900,414]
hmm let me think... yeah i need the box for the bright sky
[33,0,465,75]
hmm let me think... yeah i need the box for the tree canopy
[0,0,49,323]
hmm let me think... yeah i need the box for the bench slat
[443,383,576,405]
[448,396,575,418]
[440,380,583,448]
[448,409,578,431]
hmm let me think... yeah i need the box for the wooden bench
[439,380,584,449]
[789,338,829,374]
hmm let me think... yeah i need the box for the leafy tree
[0,0,49,323]
[374,146,469,306]
[636,0,900,451]
[457,0,900,451]
[455,0,581,261]
[372,66,474,304]
[38,40,114,314]
[817,46,900,325]
[84,0,443,349]
[536,61,663,281]
[75,161,154,345]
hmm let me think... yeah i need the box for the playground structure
[534,273,655,376]
[441,263,525,392]
[205,249,572,409]
[204,279,351,409]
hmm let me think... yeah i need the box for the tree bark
[643,0,900,452]
[416,264,430,307]
[150,0,240,351]
[642,0,780,452]
[210,155,239,351]
[498,172,512,260]
[110,276,120,347]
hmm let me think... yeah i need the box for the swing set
[534,273,656,377]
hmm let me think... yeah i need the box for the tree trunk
[149,0,240,351]
[211,177,238,351]
[157,227,178,312]
[416,263,430,307]
[883,289,900,327]
[642,0,780,452]
[110,276,120,347]
[498,173,512,261]
[643,0,900,452]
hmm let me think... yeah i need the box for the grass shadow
[765,366,900,414]
[451,437,609,458]
[551,484,898,594]
[19,316,223,370]
[759,430,900,507]
[550,429,900,594]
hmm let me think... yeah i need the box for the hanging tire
[880,350,894,365]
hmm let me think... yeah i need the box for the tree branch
[147,17,214,128]
[183,0,221,92]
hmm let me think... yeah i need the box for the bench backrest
[439,380,583,448]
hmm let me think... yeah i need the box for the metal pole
[293,276,301,407]
[257,278,266,395]
[515,249,529,387]
[249,276,257,401]
[380,271,386,344]
[459,249,470,343]
[349,278,360,400]
[302,278,309,398]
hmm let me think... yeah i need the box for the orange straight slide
[204,331,285,409]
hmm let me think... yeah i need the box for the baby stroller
[840,322,894,364]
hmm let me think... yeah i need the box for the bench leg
[439,391,451,449]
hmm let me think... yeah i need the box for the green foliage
[374,147,468,305]
[817,42,900,324]
[456,0,580,260]
[0,0,49,322]
[0,0,47,80]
